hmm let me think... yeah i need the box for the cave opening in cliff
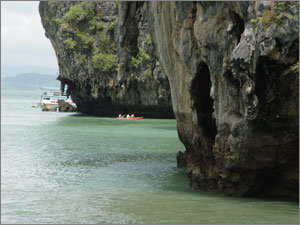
[191,62,217,139]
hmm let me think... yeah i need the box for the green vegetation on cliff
[250,2,299,28]
[92,53,118,72]
[51,2,117,74]
[131,48,150,69]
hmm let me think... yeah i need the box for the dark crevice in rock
[254,58,269,116]
[121,3,139,53]
[229,11,245,44]
[255,56,285,118]
[224,70,241,96]
[275,38,283,52]
[287,38,299,62]
[191,62,217,139]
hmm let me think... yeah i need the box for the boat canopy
[39,86,60,91]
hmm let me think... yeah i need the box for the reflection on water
[152,126,178,131]
[1,90,299,224]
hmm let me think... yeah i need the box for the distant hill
[2,65,59,78]
[1,73,60,90]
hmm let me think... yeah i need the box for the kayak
[115,117,144,120]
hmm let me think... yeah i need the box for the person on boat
[131,114,135,118]
[118,114,122,118]
[126,114,130,118]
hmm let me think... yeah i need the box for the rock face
[146,1,299,198]
[42,104,57,112]
[58,100,76,112]
[40,1,299,198]
[39,2,173,118]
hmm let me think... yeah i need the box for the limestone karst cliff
[146,1,299,198]
[39,1,173,118]
[39,1,299,198]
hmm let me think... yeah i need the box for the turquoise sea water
[1,90,299,224]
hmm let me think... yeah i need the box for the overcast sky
[1,1,58,76]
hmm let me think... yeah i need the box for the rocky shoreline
[41,100,76,112]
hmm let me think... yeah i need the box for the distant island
[2,73,60,90]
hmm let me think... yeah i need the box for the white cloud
[1,1,58,70]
